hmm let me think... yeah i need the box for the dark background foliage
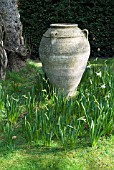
[19,0,114,59]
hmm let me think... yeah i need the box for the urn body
[39,24,90,97]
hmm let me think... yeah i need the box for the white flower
[87,64,91,68]
[101,84,106,89]
[96,71,102,77]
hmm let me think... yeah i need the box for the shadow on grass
[0,136,114,170]
[0,60,44,99]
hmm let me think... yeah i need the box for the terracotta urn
[39,23,90,97]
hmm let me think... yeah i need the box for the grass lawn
[0,58,114,170]
[0,136,114,170]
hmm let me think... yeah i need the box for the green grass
[0,58,114,170]
[0,136,114,170]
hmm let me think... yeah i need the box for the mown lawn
[0,136,114,170]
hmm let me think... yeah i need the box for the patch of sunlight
[27,59,42,68]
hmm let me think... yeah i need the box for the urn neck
[50,23,78,28]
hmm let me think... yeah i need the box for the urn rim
[50,23,78,28]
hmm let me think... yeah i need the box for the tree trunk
[0,0,27,78]
[0,17,8,80]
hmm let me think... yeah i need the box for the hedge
[19,0,114,58]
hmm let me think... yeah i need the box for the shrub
[19,0,114,58]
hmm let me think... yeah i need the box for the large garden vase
[39,23,90,97]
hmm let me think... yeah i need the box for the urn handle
[50,31,58,38]
[82,29,89,40]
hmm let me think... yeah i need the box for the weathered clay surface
[39,24,90,97]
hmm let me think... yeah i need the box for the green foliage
[0,58,114,149]
[19,0,114,58]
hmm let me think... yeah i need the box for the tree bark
[0,0,27,76]
[0,16,8,79]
